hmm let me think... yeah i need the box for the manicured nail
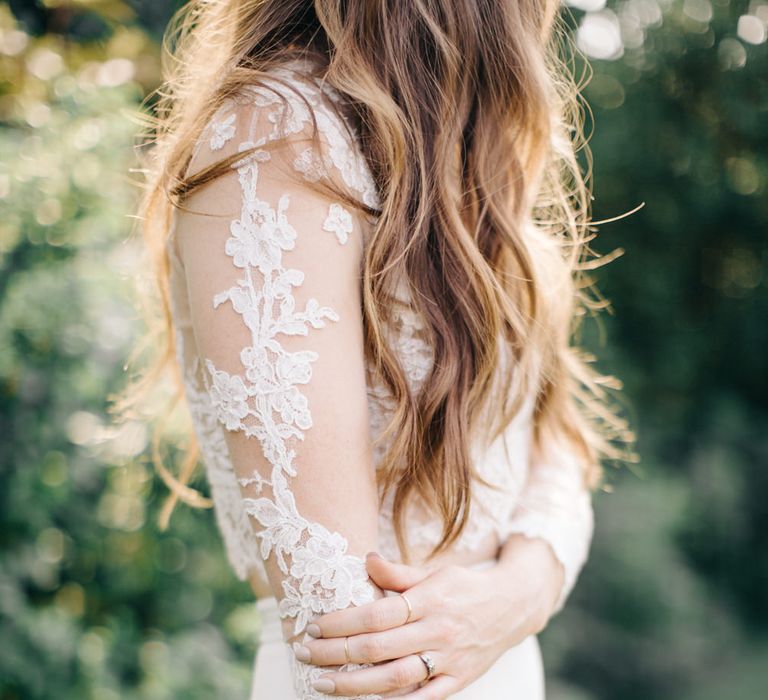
[292,642,311,663]
[366,550,382,559]
[306,623,322,638]
[311,677,335,693]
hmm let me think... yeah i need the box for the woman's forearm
[488,533,566,641]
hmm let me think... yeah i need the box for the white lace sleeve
[174,82,381,698]
[504,434,595,614]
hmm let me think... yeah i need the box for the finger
[309,593,421,639]
[395,674,457,700]
[306,621,432,665]
[311,654,437,697]
[366,552,431,592]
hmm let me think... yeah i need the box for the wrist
[491,535,565,636]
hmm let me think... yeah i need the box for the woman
[135,0,632,698]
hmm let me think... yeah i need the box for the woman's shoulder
[196,57,380,210]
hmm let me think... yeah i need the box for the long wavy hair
[126,0,635,560]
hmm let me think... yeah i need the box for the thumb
[365,551,430,592]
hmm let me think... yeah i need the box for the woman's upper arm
[173,94,382,658]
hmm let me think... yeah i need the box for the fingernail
[311,677,335,693]
[292,642,311,663]
[306,623,322,638]
[366,550,382,559]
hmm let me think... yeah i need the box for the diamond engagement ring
[417,652,436,680]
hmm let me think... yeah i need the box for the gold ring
[343,635,351,664]
[400,592,414,624]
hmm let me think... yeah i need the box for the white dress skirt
[249,562,546,700]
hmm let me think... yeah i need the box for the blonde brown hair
[128,0,635,559]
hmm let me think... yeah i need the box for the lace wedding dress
[167,56,594,699]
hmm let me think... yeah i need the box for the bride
[133,0,632,697]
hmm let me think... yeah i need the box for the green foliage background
[1,1,766,698]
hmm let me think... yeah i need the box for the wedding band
[400,592,414,624]
[417,652,436,680]
[343,635,351,664]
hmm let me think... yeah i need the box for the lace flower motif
[207,364,250,431]
[209,113,237,151]
[294,147,327,182]
[323,203,354,245]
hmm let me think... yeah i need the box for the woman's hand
[293,536,564,699]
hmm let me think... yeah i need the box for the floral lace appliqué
[209,112,237,151]
[323,203,353,245]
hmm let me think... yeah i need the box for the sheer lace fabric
[167,58,594,698]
